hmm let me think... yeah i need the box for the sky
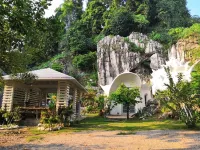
[45,0,200,18]
[44,0,88,18]
[187,0,200,16]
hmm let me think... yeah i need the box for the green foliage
[37,53,65,70]
[58,106,73,126]
[51,63,64,72]
[0,109,5,124]
[0,0,64,73]
[169,24,200,41]
[93,34,105,44]
[82,89,107,116]
[109,83,141,119]
[58,0,82,27]
[1,0,197,90]
[149,31,171,45]
[82,89,98,113]
[48,95,57,111]
[124,38,145,53]
[155,67,200,128]
[40,111,61,125]
[86,72,98,87]
[1,107,22,125]
[103,7,135,36]
[155,0,191,28]
[191,63,200,95]
[72,52,97,71]
[81,1,106,35]
[133,14,149,31]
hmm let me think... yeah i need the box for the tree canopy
[109,83,141,119]
[0,0,198,87]
[0,0,63,73]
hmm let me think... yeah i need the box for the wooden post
[72,88,78,119]
[77,92,82,118]
[56,81,70,111]
[2,84,14,112]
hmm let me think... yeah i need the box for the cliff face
[97,32,165,86]
[169,36,200,62]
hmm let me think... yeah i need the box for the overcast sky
[45,0,200,18]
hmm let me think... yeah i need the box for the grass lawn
[28,113,200,137]
[1,114,195,142]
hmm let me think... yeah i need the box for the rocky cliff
[169,35,200,62]
[97,32,166,86]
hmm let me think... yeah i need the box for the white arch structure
[101,72,152,115]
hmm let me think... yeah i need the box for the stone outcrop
[169,36,200,62]
[97,32,165,86]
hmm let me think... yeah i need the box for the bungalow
[1,68,86,119]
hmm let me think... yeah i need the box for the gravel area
[1,130,200,150]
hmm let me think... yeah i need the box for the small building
[101,72,152,116]
[1,68,86,119]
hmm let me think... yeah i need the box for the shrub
[94,34,105,44]
[124,37,145,53]
[169,23,200,42]
[72,52,97,71]
[51,62,64,72]
[155,67,200,128]
[58,106,73,126]
[0,107,22,125]
[0,109,6,124]
[150,31,171,45]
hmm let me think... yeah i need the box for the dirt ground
[1,129,200,150]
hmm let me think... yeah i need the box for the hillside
[1,0,200,88]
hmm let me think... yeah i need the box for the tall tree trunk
[127,103,130,120]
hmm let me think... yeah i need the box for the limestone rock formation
[169,36,200,62]
[97,32,166,86]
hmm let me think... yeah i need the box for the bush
[51,62,64,72]
[40,110,61,125]
[150,31,171,45]
[58,106,73,126]
[0,107,22,125]
[72,52,97,71]
[169,23,200,42]
[94,34,105,44]
[155,67,200,128]
[0,109,6,124]
[124,37,145,53]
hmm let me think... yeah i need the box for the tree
[0,0,64,73]
[109,83,141,119]
[58,0,83,29]
[103,7,136,36]
[155,67,200,128]
[156,0,191,28]
[81,0,106,35]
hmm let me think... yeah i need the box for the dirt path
[1,130,200,150]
